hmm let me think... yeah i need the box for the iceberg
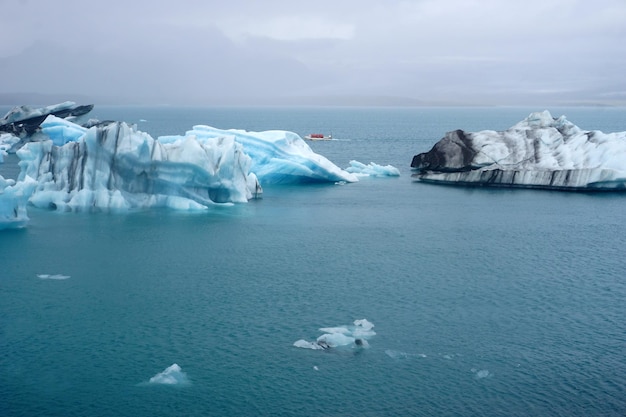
[147,364,190,385]
[0,103,364,227]
[18,116,261,211]
[160,125,359,184]
[0,101,93,136]
[411,110,626,191]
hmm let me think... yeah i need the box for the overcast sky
[1,0,625,105]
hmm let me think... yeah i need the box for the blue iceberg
[0,106,372,229]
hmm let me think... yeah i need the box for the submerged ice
[412,110,626,190]
[294,319,376,350]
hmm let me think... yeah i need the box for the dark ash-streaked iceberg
[0,101,93,136]
[411,111,626,191]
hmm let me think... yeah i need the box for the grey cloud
[0,0,625,105]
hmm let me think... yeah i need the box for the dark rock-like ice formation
[0,101,93,136]
[411,111,626,191]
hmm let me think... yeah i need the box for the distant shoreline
[1,93,623,108]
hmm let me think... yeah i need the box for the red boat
[304,133,332,141]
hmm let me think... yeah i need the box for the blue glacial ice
[1,133,21,162]
[0,174,36,230]
[1,105,397,228]
[17,116,261,211]
[160,125,359,184]
[346,160,400,177]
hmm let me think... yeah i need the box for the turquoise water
[1,106,625,416]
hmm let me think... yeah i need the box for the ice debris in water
[471,368,492,379]
[385,350,427,360]
[148,364,190,385]
[37,274,71,280]
[294,318,376,350]
[345,160,400,177]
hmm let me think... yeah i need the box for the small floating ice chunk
[37,274,70,280]
[294,318,376,350]
[148,364,190,385]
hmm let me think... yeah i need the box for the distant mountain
[267,95,428,107]
[0,92,436,107]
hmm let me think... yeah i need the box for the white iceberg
[294,318,376,350]
[412,110,626,190]
[148,364,190,385]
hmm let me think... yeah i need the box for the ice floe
[37,274,71,280]
[294,318,376,350]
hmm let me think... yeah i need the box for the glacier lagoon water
[1,106,625,416]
